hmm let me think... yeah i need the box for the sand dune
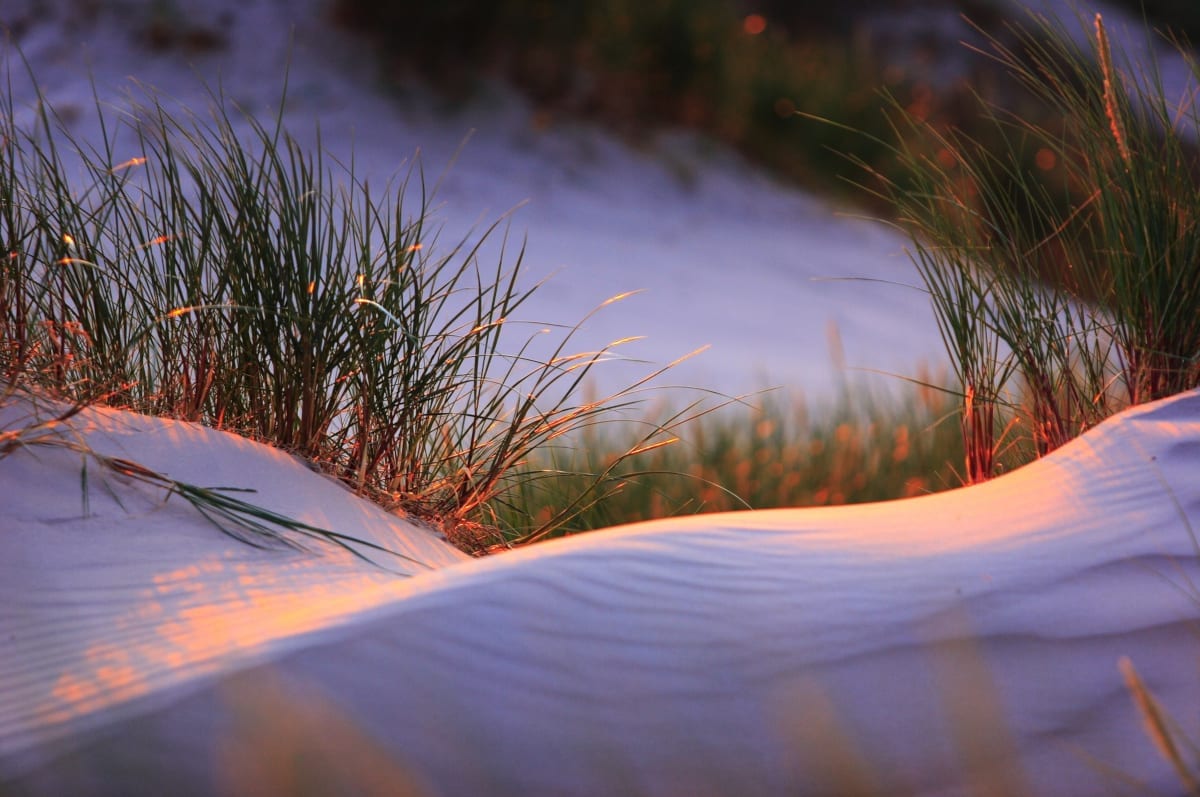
[2,390,1198,795]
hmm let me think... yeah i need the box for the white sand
[2,386,1199,796]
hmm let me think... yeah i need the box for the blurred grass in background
[486,369,966,548]
[332,0,990,205]
[331,0,1191,206]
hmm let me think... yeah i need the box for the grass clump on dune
[830,10,1200,482]
[0,60,703,549]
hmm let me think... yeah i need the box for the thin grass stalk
[1119,657,1200,796]
[985,11,1200,407]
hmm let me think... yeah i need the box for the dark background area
[330,0,1200,204]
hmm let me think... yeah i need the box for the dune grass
[0,383,440,570]
[0,38,976,554]
[819,9,1200,482]
[0,60,717,548]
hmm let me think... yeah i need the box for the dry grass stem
[1119,656,1200,795]
[1095,13,1133,168]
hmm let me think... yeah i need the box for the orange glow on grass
[743,14,767,35]
[1035,147,1057,171]
[600,289,644,308]
[110,156,147,173]
[467,318,504,335]
[61,233,75,247]
[627,437,678,457]
[165,307,194,319]
[892,425,911,462]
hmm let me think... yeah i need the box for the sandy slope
[2,391,1198,795]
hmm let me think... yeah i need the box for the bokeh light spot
[1035,147,1057,171]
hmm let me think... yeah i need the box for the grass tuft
[819,9,1200,481]
[0,56,701,549]
[1120,656,1200,795]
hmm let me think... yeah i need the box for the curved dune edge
[2,391,1199,795]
